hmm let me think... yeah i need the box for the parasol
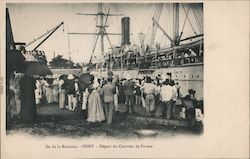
[79,72,93,91]
[79,72,92,84]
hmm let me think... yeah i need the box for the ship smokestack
[121,17,130,45]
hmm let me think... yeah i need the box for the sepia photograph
[5,3,204,138]
[1,1,249,159]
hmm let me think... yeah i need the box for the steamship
[83,3,204,99]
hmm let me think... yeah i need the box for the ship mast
[69,3,123,64]
[173,3,180,46]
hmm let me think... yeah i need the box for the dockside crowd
[9,71,204,125]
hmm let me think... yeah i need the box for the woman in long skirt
[52,78,59,103]
[58,79,66,109]
[87,81,105,123]
[35,79,42,105]
[45,79,54,104]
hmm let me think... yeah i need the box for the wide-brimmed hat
[145,76,152,83]
[107,71,114,76]
[107,71,114,79]
[67,74,74,80]
[161,74,168,80]
[188,89,196,95]
[126,74,132,80]
[52,74,58,79]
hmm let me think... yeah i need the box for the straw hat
[52,74,58,79]
[67,74,74,80]
[126,74,132,80]
[161,74,167,80]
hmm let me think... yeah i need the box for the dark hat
[107,75,113,80]
[107,71,114,77]
[188,89,196,95]
[146,76,152,83]
[169,80,175,86]
[107,71,114,79]
[162,79,169,85]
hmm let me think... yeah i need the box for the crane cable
[25,22,64,48]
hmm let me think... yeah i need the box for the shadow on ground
[7,103,203,138]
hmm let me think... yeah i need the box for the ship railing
[90,53,203,72]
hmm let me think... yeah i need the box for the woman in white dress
[58,79,66,109]
[35,79,42,105]
[45,79,54,104]
[52,78,59,103]
[87,77,105,123]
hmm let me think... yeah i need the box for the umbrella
[79,72,92,84]
[23,61,52,76]
[79,72,93,91]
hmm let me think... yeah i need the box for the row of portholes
[175,74,200,78]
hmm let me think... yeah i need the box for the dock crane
[25,22,64,51]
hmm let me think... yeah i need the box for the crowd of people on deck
[9,71,204,125]
[94,45,203,71]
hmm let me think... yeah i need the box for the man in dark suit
[101,76,116,125]
[124,75,135,114]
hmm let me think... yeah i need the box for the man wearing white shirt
[159,79,172,119]
[159,79,177,119]
[141,76,157,116]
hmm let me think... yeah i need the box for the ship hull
[91,63,203,100]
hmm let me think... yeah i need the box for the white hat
[162,74,170,80]
[52,74,58,79]
[126,74,132,80]
[67,74,74,80]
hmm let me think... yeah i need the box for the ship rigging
[68,3,124,64]
[84,3,203,72]
[82,3,204,99]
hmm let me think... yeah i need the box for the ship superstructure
[75,3,204,99]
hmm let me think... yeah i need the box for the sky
[7,3,203,64]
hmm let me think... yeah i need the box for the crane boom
[25,22,64,51]
[33,22,64,51]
